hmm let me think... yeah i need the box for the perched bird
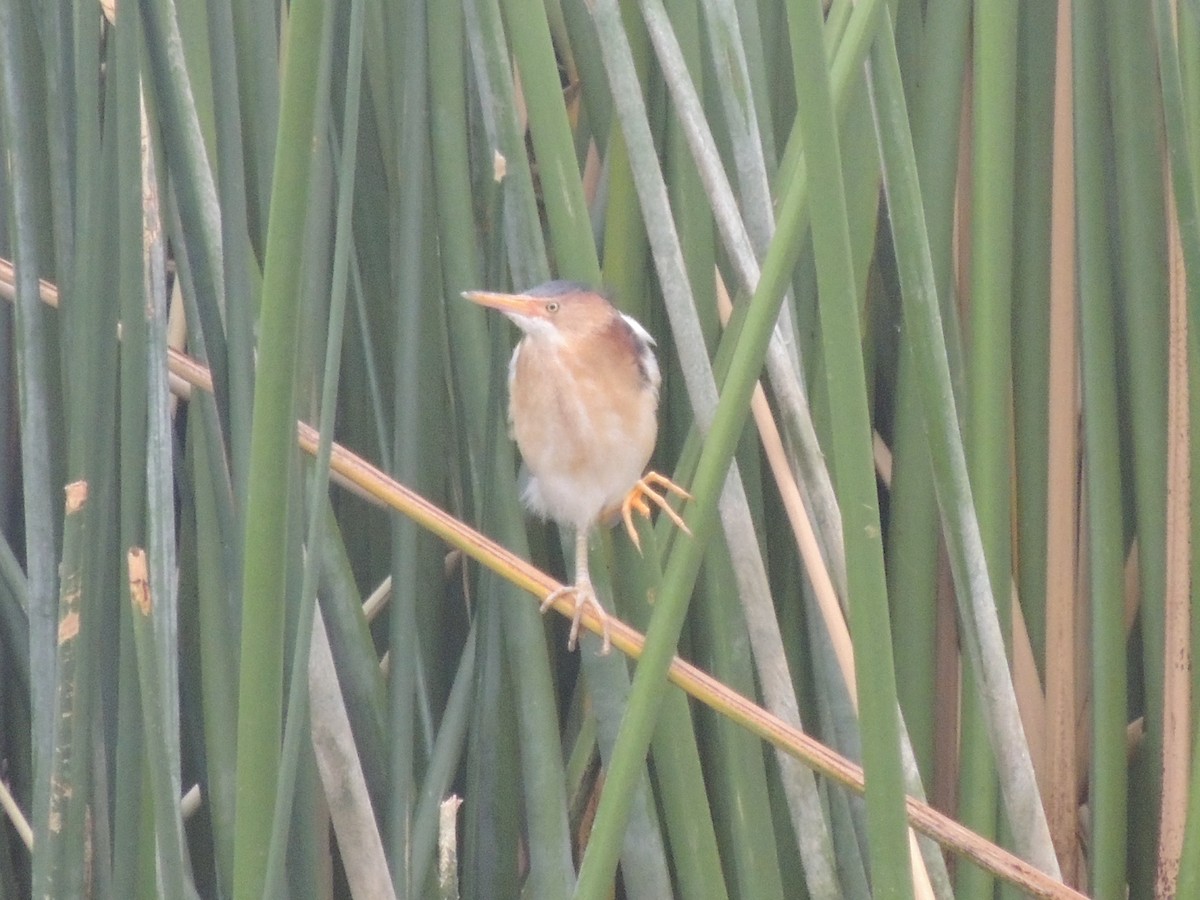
[463,281,689,654]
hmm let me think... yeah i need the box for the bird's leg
[567,528,607,654]
[539,527,612,655]
[620,471,693,552]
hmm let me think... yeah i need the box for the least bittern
[463,282,690,654]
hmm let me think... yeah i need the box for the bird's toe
[539,583,570,615]
[619,471,692,550]
[540,581,612,655]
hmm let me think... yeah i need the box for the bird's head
[462,281,615,342]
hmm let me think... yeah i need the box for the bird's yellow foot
[620,471,692,552]
[540,579,612,655]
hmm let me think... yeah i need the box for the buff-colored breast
[508,315,659,530]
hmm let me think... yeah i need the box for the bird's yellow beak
[461,290,544,318]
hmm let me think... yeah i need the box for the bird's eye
[545,301,560,313]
